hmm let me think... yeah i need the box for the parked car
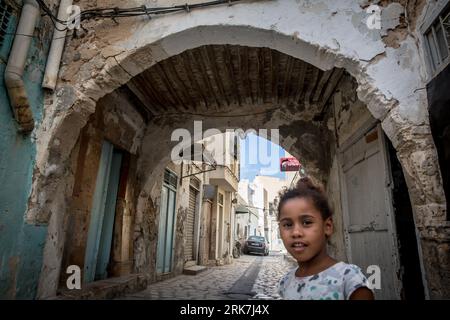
[243,235,269,256]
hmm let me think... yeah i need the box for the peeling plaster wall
[0,4,53,299]
[333,76,374,147]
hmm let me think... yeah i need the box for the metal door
[185,185,198,262]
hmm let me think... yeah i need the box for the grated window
[0,2,12,49]
[424,3,450,75]
[164,169,178,189]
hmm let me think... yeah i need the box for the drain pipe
[42,0,72,90]
[4,0,39,133]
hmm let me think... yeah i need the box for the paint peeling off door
[156,169,178,274]
[84,141,123,283]
[95,149,122,280]
[340,125,401,300]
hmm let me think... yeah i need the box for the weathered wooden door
[340,124,401,299]
[84,141,122,283]
[156,169,178,274]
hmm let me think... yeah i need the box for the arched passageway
[27,0,447,299]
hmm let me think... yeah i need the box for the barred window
[163,169,178,189]
[0,2,12,50]
[424,3,450,75]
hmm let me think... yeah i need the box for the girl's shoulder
[279,262,365,282]
[327,261,368,280]
[333,262,366,276]
[333,262,372,299]
[278,267,297,285]
[277,267,298,298]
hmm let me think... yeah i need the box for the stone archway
[31,0,447,298]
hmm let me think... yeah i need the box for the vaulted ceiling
[120,45,345,120]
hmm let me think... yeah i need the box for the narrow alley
[118,252,295,300]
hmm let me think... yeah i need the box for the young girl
[277,177,374,300]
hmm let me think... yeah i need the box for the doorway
[386,138,425,300]
[185,177,200,263]
[156,169,178,274]
[84,140,123,283]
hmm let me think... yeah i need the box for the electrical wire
[35,0,247,33]
[3,1,247,43]
[36,0,68,32]
[241,204,269,212]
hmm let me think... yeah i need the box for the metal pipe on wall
[4,0,40,132]
[42,0,73,90]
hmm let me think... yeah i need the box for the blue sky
[239,133,286,182]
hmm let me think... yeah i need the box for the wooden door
[341,125,401,299]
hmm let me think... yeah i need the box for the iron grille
[0,1,12,49]
[164,169,178,188]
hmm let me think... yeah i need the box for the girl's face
[278,197,333,263]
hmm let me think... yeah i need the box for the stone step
[183,265,207,275]
[50,273,148,300]
[184,260,197,268]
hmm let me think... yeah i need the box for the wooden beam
[257,48,265,106]
[195,47,221,111]
[205,46,230,108]
[224,45,242,106]
[119,85,152,122]
[318,68,345,111]
[176,54,208,111]
[304,67,320,107]
[187,49,218,111]
[143,68,179,113]
[312,69,333,103]
[126,79,161,115]
[241,46,253,105]
[154,62,190,112]
[272,51,279,105]
[293,61,307,105]
[163,57,197,112]
[281,56,294,106]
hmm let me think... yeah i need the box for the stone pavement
[251,253,297,300]
[119,252,296,300]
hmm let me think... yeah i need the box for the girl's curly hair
[277,177,333,221]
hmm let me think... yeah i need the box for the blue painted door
[95,149,123,280]
[156,186,169,274]
[84,141,122,283]
[156,170,177,274]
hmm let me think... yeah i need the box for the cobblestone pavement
[250,252,297,300]
[119,252,296,300]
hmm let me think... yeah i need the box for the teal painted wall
[0,6,50,299]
